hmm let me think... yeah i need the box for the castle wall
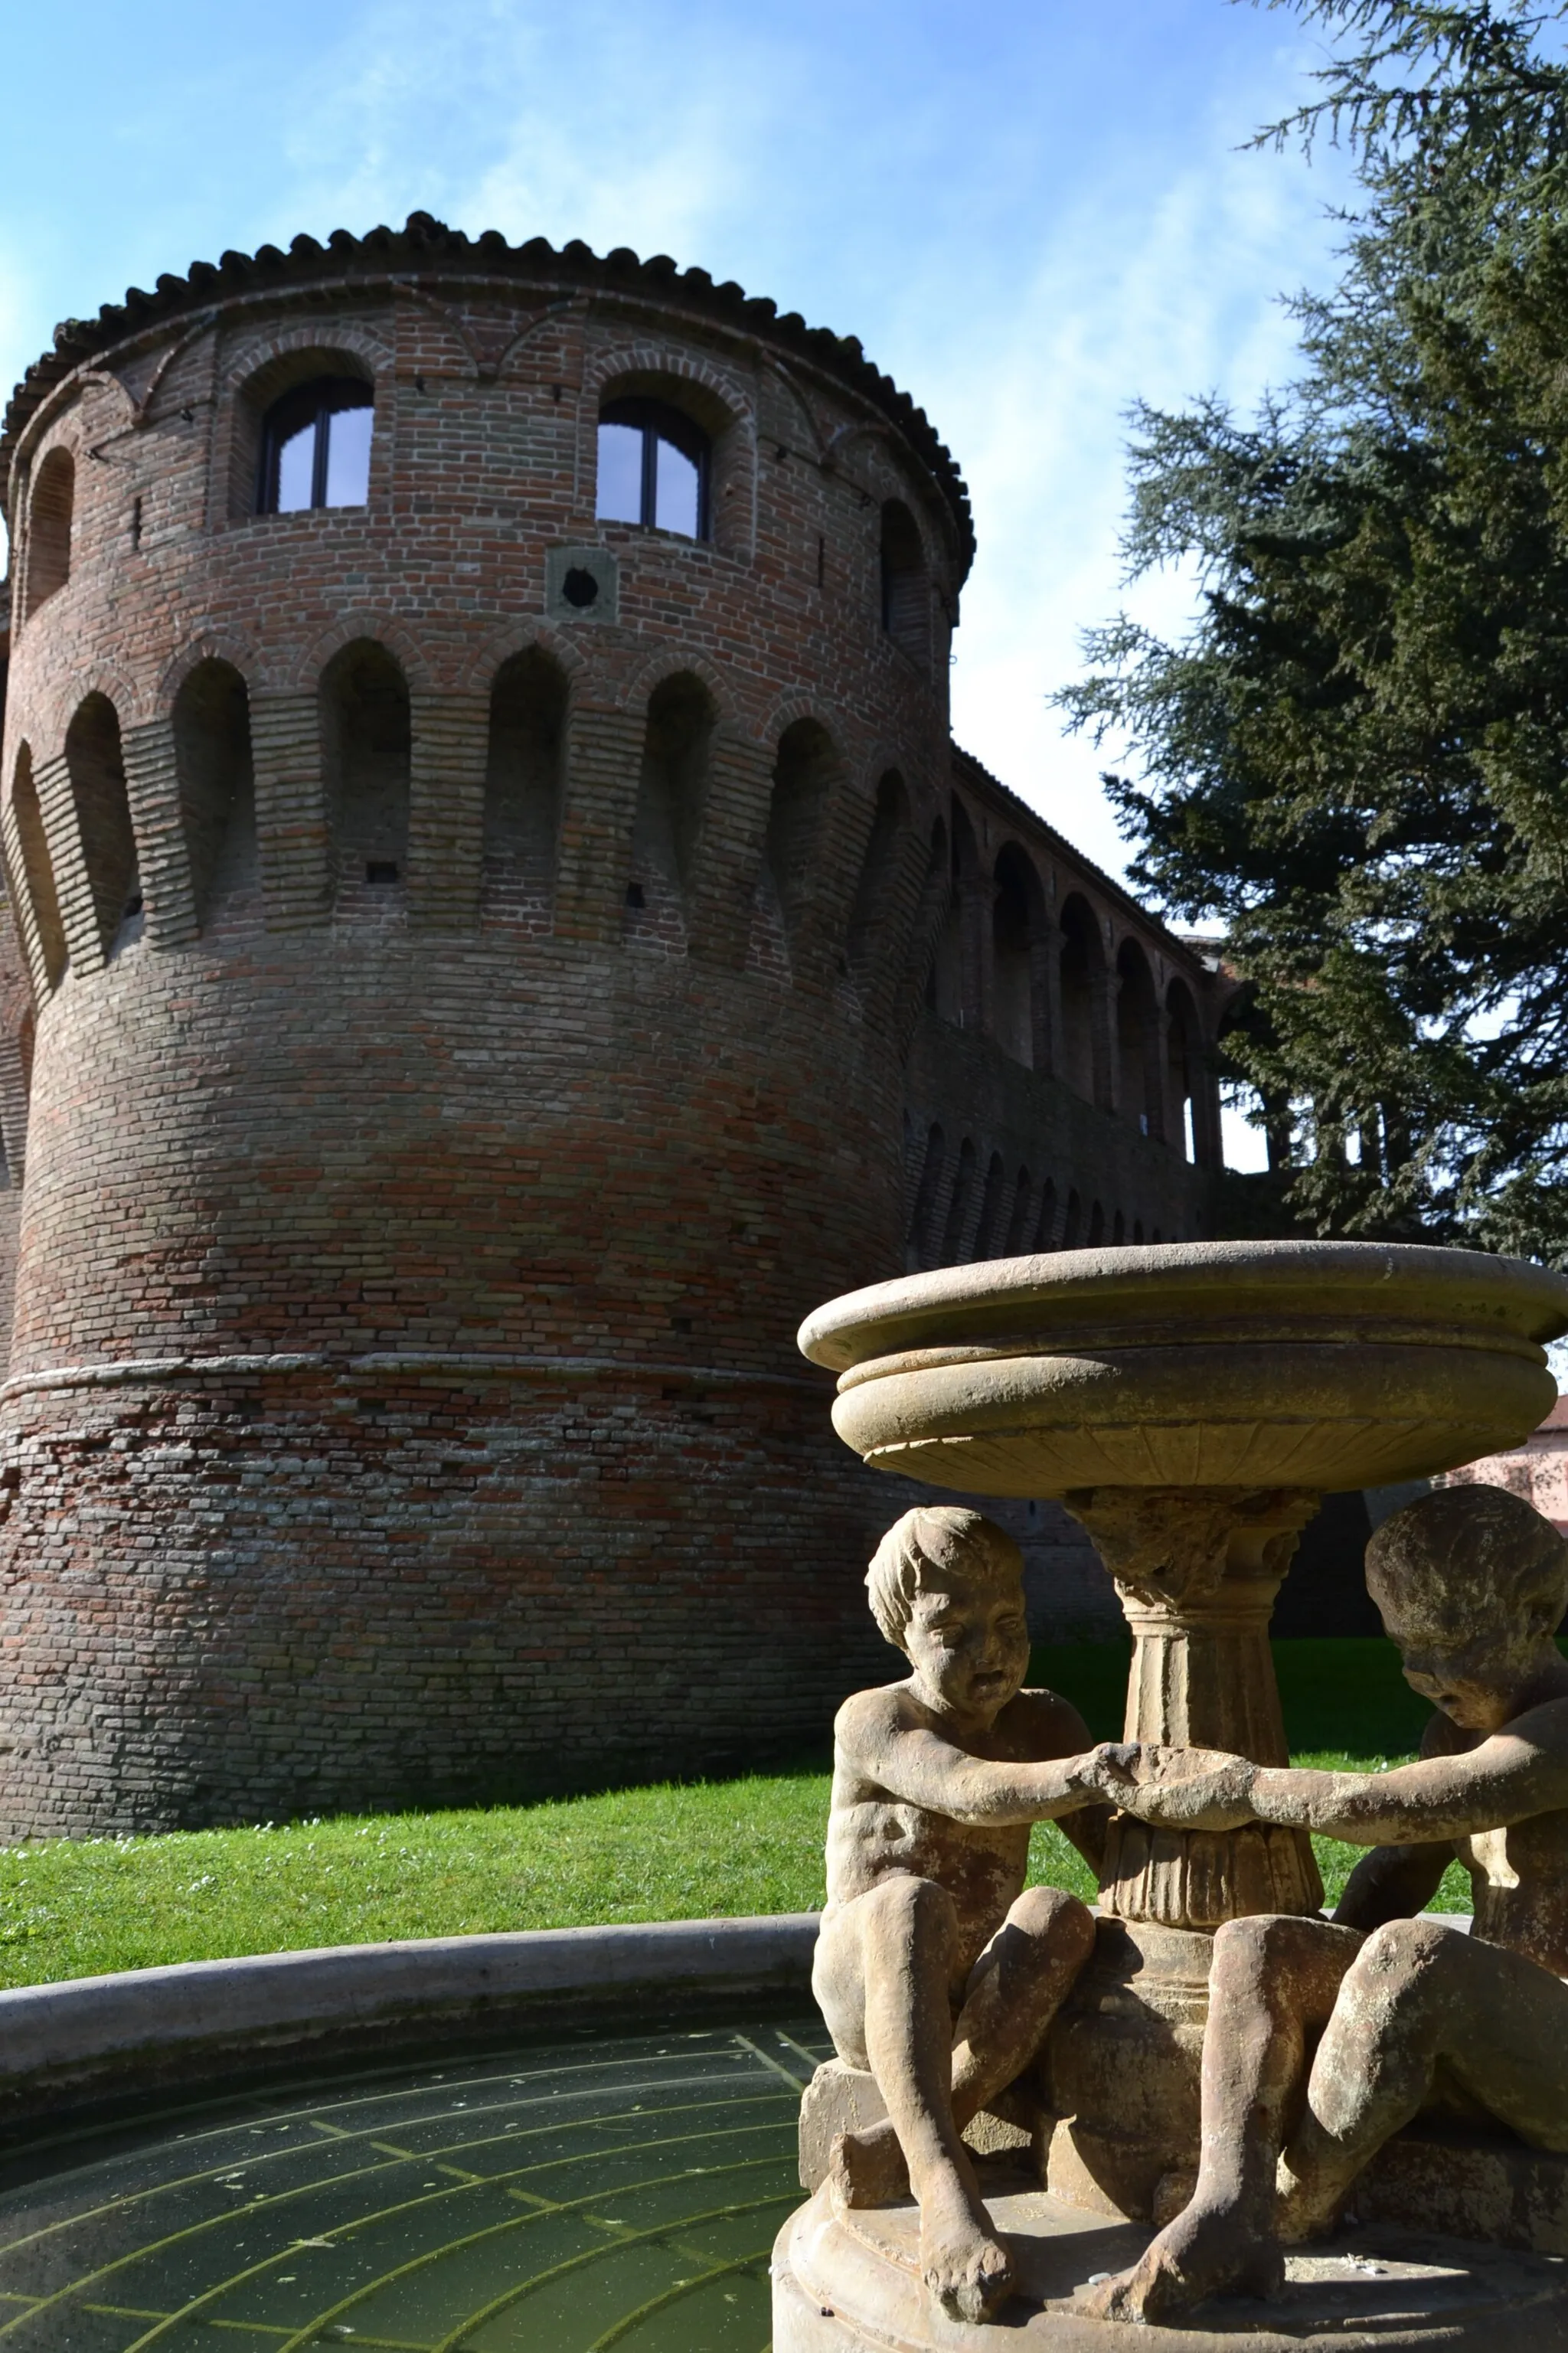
[0,224,1224,1831]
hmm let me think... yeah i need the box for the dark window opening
[258,377,374,514]
[625,881,646,908]
[26,449,74,618]
[596,398,709,539]
[880,499,928,666]
[562,567,599,609]
[365,861,400,885]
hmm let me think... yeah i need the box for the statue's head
[865,1506,1029,1724]
[1367,1484,1568,1731]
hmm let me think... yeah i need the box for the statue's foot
[916,2168,1014,2323]
[1275,2163,1353,2247]
[828,2121,910,2211]
[1076,2204,1284,2325]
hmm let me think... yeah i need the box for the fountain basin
[799,1240,1568,1494]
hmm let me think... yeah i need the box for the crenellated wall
[0,220,1223,1832]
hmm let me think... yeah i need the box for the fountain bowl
[798,1240,1568,1496]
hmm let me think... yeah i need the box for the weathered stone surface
[798,2059,1035,2193]
[791,1251,1568,2340]
[773,2178,1568,2349]
[799,1241,1566,1495]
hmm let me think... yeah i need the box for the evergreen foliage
[1059,2,1568,1254]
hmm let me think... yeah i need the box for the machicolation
[0,214,1228,1835]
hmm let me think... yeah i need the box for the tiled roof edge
[0,214,974,574]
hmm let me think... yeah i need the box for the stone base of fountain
[771,2172,1568,2349]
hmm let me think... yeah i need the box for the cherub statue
[812,1505,1116,2322]
[1080,1482,1568,2325]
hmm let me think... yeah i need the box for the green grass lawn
[0,1639,1469,1989]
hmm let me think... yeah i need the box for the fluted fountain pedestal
[774,1242,1568,2345]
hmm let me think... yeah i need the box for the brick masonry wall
[0,246,1225,1830]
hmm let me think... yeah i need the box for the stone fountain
[772,1240,1568,2349]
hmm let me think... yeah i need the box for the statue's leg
[835,1884,1096,2196]
[1281,1918,1568,2239]
[822,1875,1016,2324]
[1081,1913,1361,2325]
[949,1883,1096,2126]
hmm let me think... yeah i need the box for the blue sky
[0,0,1349,891]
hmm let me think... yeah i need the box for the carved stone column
[1044,1482,1321,2221]
[1066,1484,1323,1926]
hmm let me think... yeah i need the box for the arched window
[8,747,66,990]
[26,450,74,618]
[626,672,714,949]
[485,649,567,927]
[1059,895,1104,1103]
[1034,1178,1059,1252]
[174,660,256,930]
[846,770,908,985]
[1088,1201,1106,1247]
[941,1137,977,1263]
[65,694,140,959]
[906,1123,946,1272]
[258,377,374,513]
[1063,1189,1083,1248]
[928,801,978,1028]
[974,1152,1007,1258]
[880,500,927,667]
[1167,979,1203,1163]
[760,718,836,959]
[319,640,410,912]
[1004,1168,1034,1256]
[597,398,708,539]
[992,846,1040,1067]
[1117,940,1161,1136]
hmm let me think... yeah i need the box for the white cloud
[936,70,1348,881]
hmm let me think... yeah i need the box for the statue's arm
[838,1697,1120,1825]
[1249,1719,1568,1845]
[1328,1708,1461,1923]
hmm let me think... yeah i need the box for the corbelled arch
[288,612,436,698]
[24,446,75,622]
[483,644,571,930]
[1116,933,1162,1139]
[1059,891,1109,1107]
[455,617,586,702]
[155,629,269,715]
[173,659,257,932]
[3,743,67,995]
[991,839,1048,1070]
[624,668,718,953]
[845,768,911,993]
[62,691,142,967]
[318,638,412,916]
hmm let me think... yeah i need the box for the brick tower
[0,217,1223,1835]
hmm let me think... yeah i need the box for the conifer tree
[1060,2,1568,1257]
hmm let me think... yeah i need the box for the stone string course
[0,220,1227,1833]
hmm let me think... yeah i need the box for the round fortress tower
[0,215,972,1832]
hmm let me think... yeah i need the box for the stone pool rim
[0,1913,821,2135]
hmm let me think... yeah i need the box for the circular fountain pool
[0,2014,828,2351]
